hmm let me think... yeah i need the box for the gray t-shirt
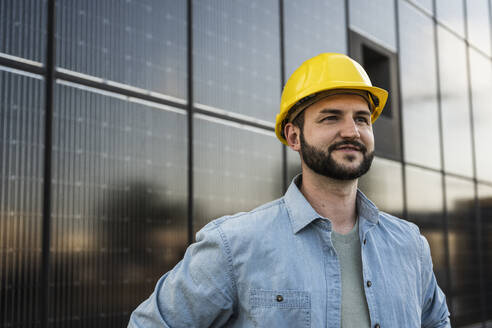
[331,218,371,328]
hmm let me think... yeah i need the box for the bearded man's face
[295,94,375,180]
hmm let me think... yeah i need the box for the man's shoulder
[198,197,289,239]
[368,211,426,261]
[376,210,421,241]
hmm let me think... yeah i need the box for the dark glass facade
[193,0,280,122]
[56,0,187,100]
[437,26,473,177]
[49,83,188,327]
[0,69,44,327]
[0,0,47,63]
[349,0,397,51]
[193,116,282,233]
[1,0,491,327]
[399,0,442,170]
[405,166,447,286]
[445,176,478,326]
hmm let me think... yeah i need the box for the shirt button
[366,280,372,287]
[276,295,283,302]
[374,324,380,328]
[363,239,367,245]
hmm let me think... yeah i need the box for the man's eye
[322,116,338,121]
[355,117,369,123]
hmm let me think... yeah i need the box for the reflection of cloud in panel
[447,196,474,213]
[193,117,282,232]
[478,196,492,208]
[49,179,188,312]
[447,231,458,269]
[405,166,443,215]
[466,0,491,53]
[422,229,446,281]
[470,51,492,183]
[359,156,403,216]
[435,0,465,36]
[402,92,439,105]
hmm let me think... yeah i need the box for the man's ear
[284,122,301,151]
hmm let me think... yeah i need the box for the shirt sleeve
[128,221,237,328]
[420,235,451,328]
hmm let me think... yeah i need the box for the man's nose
[339,119,361,139]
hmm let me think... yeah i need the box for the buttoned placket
[360,217,380,328]
[314,219,343,328]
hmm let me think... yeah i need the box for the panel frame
[0,0,491,326]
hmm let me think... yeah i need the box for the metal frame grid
[0,0,491,327]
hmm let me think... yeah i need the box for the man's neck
[299,168,358,235]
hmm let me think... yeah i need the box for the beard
[299,130,374,180]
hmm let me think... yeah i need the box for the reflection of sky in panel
[0,0,47,63]
[358,157,403,217]
[193,0,280,123]
[405,165,446,286]
[399,1,441,169]
[406,0,433,15]
[193,115,283,233]
[469,50,492,183]
[283,0,346,78]
[435,0,465,37]
[406,165,443,216]
[0,68,44,327]
[465,0,491,55]
[51,82,187,326]
[56,0,187,99]
[349,0,396,51]
[445,176,474,223]
[478,184,492,204]
[437,27,473,177]
[445,175,479,326]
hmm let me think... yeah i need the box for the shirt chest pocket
[249,289,311,328]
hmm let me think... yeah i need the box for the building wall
[0,0,491,327]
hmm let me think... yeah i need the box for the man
[128,53,450,327]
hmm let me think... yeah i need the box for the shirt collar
[284,174,379,234]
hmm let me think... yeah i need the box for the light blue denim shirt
[129,176,450,327]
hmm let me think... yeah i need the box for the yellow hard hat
[276,53,388,145]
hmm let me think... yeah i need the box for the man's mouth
[329,140,366,154]
[335,145,361,152]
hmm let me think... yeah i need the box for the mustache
[328,140,367,153]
